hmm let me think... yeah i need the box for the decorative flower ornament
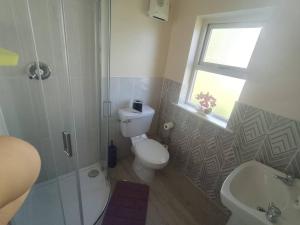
[196,92,216,114]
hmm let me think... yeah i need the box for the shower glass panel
[99,0,111,170]
[0,0,110,224]
[61,0,111,223]
[0,0,84,224]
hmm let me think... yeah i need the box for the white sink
[221,160,300,225]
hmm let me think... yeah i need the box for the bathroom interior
[0,0,300,225]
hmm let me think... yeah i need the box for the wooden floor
[109,156,228,225]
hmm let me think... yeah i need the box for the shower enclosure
[0,0,111,224]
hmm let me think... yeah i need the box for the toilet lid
[134,139,169,165]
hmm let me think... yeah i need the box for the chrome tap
[274,173,294,186]
[266,202,281,223]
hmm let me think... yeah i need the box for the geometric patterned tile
[185,124,212,182]
[229,104,272,163]
[229,105,271,162]
[169,137,191,172]
[217,147,241,198]
[286,150,300,178]
[160,79,181,107]
[268,114,299,131]
[232,126,266,163]
[197,121,220,142]
[171,144,191,172]
[255,119,300,171]
[160,78,181,104]
[216,169,232,191]
[157,78,181,136]
[255,140,298,172]
[204,178,220,200]
[196,171,220,200]
[242,106,272,140]
[189,130,207,159]
[185,140,207,182]
[227,102,248,132]
[268,122,300,153]
[170,109,197,172]
[215,173,229,202]
[157,79,300,208]
[179,127,225,200]
[220,146,240,173]
[216,130,235,168]
[204,152,221,176]
[217,130,235,151]
[195,137,226,200]
[205,137,218,158]
[185,156,205,184]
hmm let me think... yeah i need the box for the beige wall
[110,0,300,120]
[164,0,300,121]
[240,0,300,121]
[111,0,172,77]
[164,0,275,82]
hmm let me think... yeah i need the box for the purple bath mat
[101,181,149,225]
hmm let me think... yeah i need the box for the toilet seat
[133,139,169,169]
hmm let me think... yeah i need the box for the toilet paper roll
[163,122,174,130]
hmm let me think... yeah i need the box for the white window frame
[186,15,265,121]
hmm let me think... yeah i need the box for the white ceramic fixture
[118,105,169,183]
[14,163,110,225]
[221,160,300,225]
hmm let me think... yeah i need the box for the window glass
[203,27,262,68]
[190,70,245,120]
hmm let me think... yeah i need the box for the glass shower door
[99,0,111,170]
[1,0,112,224]
[0,0,84,224]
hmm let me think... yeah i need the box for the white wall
[164,0,300,121]
[111,0,172,77]
[240,0,300,121]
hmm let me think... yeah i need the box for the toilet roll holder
[161,121,174,147]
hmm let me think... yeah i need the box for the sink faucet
[266,202,281,223]
[274,173,294,186]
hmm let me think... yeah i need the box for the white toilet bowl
[131,135,169,182]
[118,105,169,183]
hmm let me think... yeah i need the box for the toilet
[118,105,169,183]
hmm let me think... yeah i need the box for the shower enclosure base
[13,163,110,225]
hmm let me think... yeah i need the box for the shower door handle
[62,131,73,158]
[103,100,111,117]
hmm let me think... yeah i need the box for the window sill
[174,103,233,133]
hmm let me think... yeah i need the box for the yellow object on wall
[0,48,19,66]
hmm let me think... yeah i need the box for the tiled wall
[110,76,163,158]
[157,78,300,206]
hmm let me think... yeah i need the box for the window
[187,21,262,121]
